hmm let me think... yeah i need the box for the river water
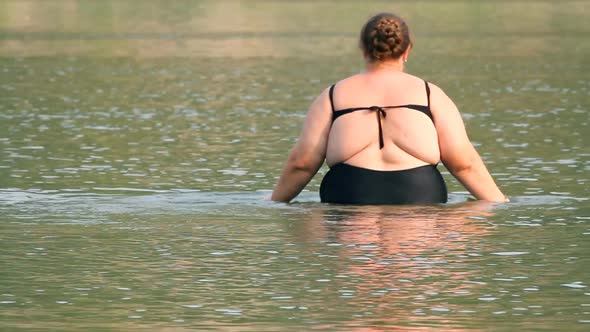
[1,1,589,331]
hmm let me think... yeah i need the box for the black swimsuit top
[329,80,433,149]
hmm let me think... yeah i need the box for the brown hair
[360,13,412,62]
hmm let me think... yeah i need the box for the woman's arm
[271,87,333,203]
[429,83,508,202]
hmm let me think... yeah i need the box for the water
[1,1,589,330]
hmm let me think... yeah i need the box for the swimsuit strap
[329,81,432,149]
[328,84,336,113]
[424,80,431,108]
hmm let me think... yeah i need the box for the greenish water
[1,1,589,330]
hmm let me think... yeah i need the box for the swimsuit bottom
[320,163,448,205]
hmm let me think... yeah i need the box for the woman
[271,12,507,204]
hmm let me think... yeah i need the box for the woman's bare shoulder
[424,80,444,93]
[425,81,455,108]
[332,73,366,87]
[401,71,425,82]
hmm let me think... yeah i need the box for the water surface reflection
[1,191,588,330]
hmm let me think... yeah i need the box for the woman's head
[359,13,412,62]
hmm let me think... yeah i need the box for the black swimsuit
[319,81,448,205]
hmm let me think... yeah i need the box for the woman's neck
[365,59,405,73]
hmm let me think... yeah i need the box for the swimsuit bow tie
[369,106,387,117]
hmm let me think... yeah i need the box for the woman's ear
[360,46,369,61]
[402,47,411,63]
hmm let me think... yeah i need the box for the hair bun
[360,13,412,62]
[377,19,398,38]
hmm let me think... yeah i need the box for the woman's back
[270,12,507,205]
[326,70,440,170]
